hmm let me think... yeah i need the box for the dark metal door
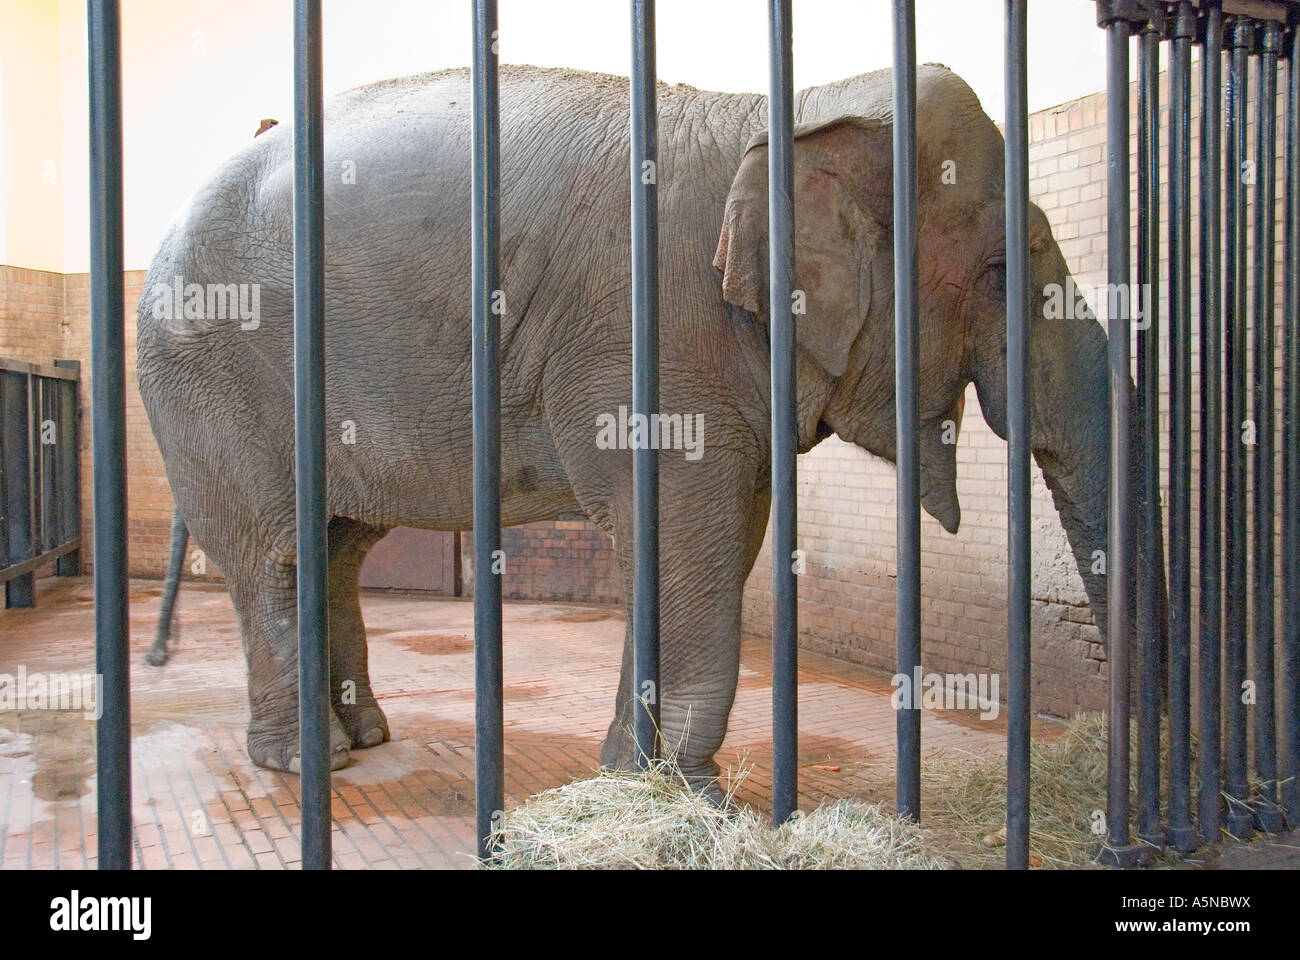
[358,527,460,595]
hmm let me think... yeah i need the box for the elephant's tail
[145,508,188,667]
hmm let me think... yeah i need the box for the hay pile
[491,713,1221,870]
[489,758,947,870]
[923,712,1109,869]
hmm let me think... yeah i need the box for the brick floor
[1,577,1040,869]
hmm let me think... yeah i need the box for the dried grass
[489,757,947,870]
[490,711,1269,870]
[921,712,1109,869]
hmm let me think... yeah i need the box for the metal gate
[1095,0,1299,865]
[358,528,460,595]
[0,358,81,608]
[83,0,1299,871]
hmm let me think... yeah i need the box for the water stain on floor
[1,711,94,801]
[549,607,620,623]
[391,633,473,656]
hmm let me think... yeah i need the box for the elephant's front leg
[600,473,762,789]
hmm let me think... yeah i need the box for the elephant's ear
[713,116,889,378]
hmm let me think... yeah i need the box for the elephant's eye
[983,262,1006,296]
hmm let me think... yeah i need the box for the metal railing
[1096,0,1300,864]
[79,0,1042,872]
[0,358,81,608]
[81,0,1297,872]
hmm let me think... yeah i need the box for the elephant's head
[713,75,1152,647]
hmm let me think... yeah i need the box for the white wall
[3,0,1110,273]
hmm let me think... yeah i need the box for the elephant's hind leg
[223,540,352,773]
[326,517,391,749]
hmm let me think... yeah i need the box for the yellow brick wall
[1,268,181,579]
[0,268,68,362]
[59,271,180,579]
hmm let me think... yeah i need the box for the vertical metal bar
[292,0,330,871]
[1281,19,1300,827]
[1250,20,1283,834]
[2,371,34,608]
[1003,0,1031,872]
[471,0,505,860]
[1135,18,1163,849]
[40,380,55,553]
[88,0,130,870]
[1167,1,1196,852]
[1102,14,1136,865]
[55,361,81,575]
[630,0,660,769]
[1196,0,1224,842]
[1223,16,1254,839]
[28,380,41,558]
[893,0,921,823]
[768,0,798,826]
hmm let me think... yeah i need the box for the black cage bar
[88,0,131,872]
[1223,15,1253,840]
[1003,0,1032,871]
[76,0,1300,873]
[768,0,799,826]
[1099,5,1140,867]
[1135,17,1163,850]
[1167,0,1195,852]
[1,369,36,610]
[471,0,505,862]
[1283,16,1300,828]
[892,0,922,824]
[630,0,662,770]
[291,0,331,871]
[1097,0,1300,860]
[1196,0,1224,844]
[1251,20,1284,834]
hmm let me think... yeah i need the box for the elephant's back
[136,63,757,406]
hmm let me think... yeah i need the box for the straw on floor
[490,712,1255,869]
[488,757,947,870]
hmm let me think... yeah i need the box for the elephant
[137,62,1165,782]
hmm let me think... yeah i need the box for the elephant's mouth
[920,462,960,534]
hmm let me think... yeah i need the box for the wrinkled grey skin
[138,64,1164,780]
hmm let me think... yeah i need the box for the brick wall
[460,521,622,606]
[59,270,181,579]
[0,267,185,581]
[0,267,67,362]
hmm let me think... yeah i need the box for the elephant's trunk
[972,275,1169,671]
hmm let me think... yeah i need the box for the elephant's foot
[246,710,351,773]
[598,719,641,772]
[599,721,725,804]
[334,700,390,750]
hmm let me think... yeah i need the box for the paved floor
[0,577,1025,869]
